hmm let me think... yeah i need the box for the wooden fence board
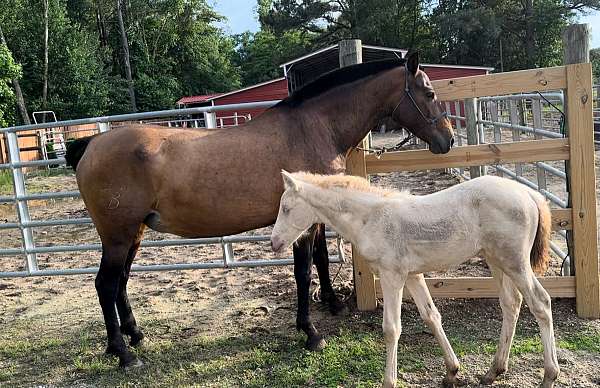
[432,66,567,101]
[365,139,570,174]
[375,276,576,299]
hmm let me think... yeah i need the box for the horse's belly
[406,239,479,272]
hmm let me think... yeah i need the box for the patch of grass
[0,170,13,195]
[558,331,600,353]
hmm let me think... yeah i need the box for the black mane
[275,58,406,108]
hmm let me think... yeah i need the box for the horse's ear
[281,170,299,192]
[406,51,420,75]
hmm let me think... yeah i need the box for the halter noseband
[391,64,448,127]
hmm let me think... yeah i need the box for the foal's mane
[292,172,402,198]
[275,58,405,108]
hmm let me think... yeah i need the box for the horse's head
[390,52,454,154]
[271,171,318,253]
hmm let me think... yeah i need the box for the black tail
[65,135,96,171]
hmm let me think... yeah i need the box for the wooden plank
[365,138,569,174]
[375,276,576,299]
[347,141,378,311]
[551,208,572,231]
[432,66,567,101]
[565,63,600,318]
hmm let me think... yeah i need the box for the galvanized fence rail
[0,101,346,278]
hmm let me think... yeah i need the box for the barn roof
[177,93,221,105]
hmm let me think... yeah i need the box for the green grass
[0,170,13,195]
[1,317,599,387]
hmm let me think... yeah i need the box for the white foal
[271,171,559,388]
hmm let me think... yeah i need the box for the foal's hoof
[442,376,465,388]
[306,335,327,351]
[479,373,496,385]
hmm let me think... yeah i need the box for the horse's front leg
[313,224,346,315]
[293,226,325,351]
[380,270,407,388]
[406,274,460,387]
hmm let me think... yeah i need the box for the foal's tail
[529,192,551,275]
[65,135,97,171]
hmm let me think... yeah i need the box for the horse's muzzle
[271,237,284,253]
[430,135,454,154]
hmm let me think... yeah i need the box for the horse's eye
[426,91,435,99]
[282,206,289,214]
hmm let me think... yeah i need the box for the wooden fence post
[465,97,482,178]
[566,62,600,318]
[342,39,377,311]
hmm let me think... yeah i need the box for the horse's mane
[275,58,406,108]
[292,172,405,198]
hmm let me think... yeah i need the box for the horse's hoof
[306,336,327,351]
[479,374,496,385]
[120,352,144,369]
[442,376,461,388]
[123,357,144,370]
[129,331,145,347]
[328,298,347,316]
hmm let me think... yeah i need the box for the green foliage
[0,43,21,127]
[234,29,314,86]
[591,48,600,84]
[0,170,14,195]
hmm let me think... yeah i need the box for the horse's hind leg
[504,263,559,387]
[406,274,460,387]
[293,226,325,351]
[116,225,145,346]
[97,228,144,368]
[481,264,523,385]
[312,224,345,314]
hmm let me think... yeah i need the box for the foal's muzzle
[271,236,284,253]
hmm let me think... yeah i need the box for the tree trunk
[0,26,31,125]
[96,1,108,48]
[524,0,535,68]
[116,0,137,112]
[42,0,49,109]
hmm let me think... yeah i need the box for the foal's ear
[406,51,420,75]
[281,170,299,191]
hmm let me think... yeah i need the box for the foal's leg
[116,225,145,347]
[312,224,345,314]
[481,265,523,385]
[405,274,460,387]
[293,226,325,351]
[380,270,407,388]
[97,239,142,368]
[505,266,559,387]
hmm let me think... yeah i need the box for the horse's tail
[529,191,551,275]
[65,135,97,171]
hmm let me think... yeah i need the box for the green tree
[0,43,21,127]
[591,48,600,84]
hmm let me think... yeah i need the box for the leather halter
[391,64,448,127]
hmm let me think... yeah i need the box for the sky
[212,1,600,48]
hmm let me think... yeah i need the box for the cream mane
[291,172,405,198]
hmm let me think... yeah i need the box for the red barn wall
[213,78,288,125]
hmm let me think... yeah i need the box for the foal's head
[271,171,318,253]
[389,52,454,154]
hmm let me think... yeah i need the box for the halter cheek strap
[391,64,448,127]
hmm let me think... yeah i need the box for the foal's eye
[282,206,290,214]
[426,91,435,99]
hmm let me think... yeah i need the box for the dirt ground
[0,132,599,387]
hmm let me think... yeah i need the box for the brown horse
[65,52,454,368]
